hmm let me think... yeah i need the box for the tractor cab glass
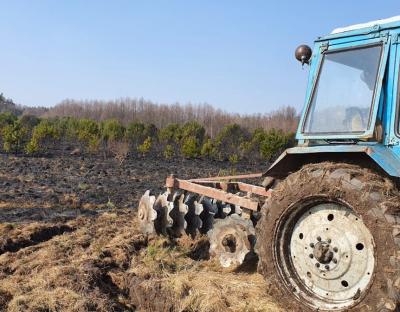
[303,45,382,135]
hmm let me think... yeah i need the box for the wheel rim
[274,198,375,311]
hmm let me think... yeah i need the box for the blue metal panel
[387,31,400,146]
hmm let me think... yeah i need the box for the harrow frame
[165,173,271,212]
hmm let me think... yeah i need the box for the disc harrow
[137,173,271,268]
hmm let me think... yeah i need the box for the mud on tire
[255,162,400,311]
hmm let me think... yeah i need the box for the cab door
[387,31,400,158]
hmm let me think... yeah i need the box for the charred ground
[0,155,283,312]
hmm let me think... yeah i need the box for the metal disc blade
[137,190,157,234]
[167,193,187,237]
[208,214,255,268]
[184,194,203,238]
[153,192,170,235]
[199,197,215,234]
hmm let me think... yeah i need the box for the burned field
[0,155,283,312]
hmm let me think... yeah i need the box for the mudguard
[264,145,400,178]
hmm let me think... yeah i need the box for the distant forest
[0,94,299,163]
[10,97,299,135]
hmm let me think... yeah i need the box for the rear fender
[264,145,400,178]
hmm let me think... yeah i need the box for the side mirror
[295,45,312,65]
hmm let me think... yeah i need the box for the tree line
[0,112,295,164]
[42,98,299,137]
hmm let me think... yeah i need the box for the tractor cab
[138,17,400,312]
[267,16,400,178]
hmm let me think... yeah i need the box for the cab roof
[331,16,400,34]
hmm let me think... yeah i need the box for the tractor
[138,16,400,311]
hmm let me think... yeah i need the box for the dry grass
[0,212,143,312]
[0,211,282,312]
[167,272,282,312]
[129,236,283,312]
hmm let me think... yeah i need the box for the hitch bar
[165,173,271,212]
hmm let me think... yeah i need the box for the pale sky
[0,1,398,113]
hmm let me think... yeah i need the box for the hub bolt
[327,239,332,243]
[325,265,330,270]
[317,236,321,242]
[309,254,314,259]
[333,247,338,253]
[315,263,320,268]
[333,258,337,264]
[310,243,315,248]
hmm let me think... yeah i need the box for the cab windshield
[303,45,382,135]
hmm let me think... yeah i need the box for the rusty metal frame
[189,172,263,182]
[165,173,271,212]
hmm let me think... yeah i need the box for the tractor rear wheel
[256,162,400,311]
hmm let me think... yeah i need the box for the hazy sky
[0,1,398,113]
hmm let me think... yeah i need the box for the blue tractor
[138,17,400,311]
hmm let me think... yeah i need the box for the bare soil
[0,154,283,312]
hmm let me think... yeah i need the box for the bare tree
[42,98,299,136]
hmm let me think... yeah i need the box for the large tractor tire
[256,162,400,311]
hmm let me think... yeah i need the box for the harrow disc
[214,200,232,219]
[198,197,217,234]
[137,190,157,234]
[153,192,173,235]
[168,193,188,237]
[208,214,255,268]
[184,193,203,238]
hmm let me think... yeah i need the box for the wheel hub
[274,200,375,311]
[222,234,237,253]
[313,241,334,264]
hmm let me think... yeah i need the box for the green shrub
[158,122,205,158]
[228,153,239,164]
[0,112,17,128]
[214,124,249,161]
[101,119,125,142]
[158,123,181,156]
[201,138,217,158]
[239,128,266,162]
[126,122,146,151]
[126,123,158,156]
[178,122,205,158]
[158,123,182,144]
[2,122,29,153]
[75,119,100,152]
[181,136,200,158]
[138,136,152,155]
[26,120,60,154]
[57,117,80,141]
[259,129,293,161]
[181,122,204,143]
[76,119,99,140]
[163,144,175,159]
